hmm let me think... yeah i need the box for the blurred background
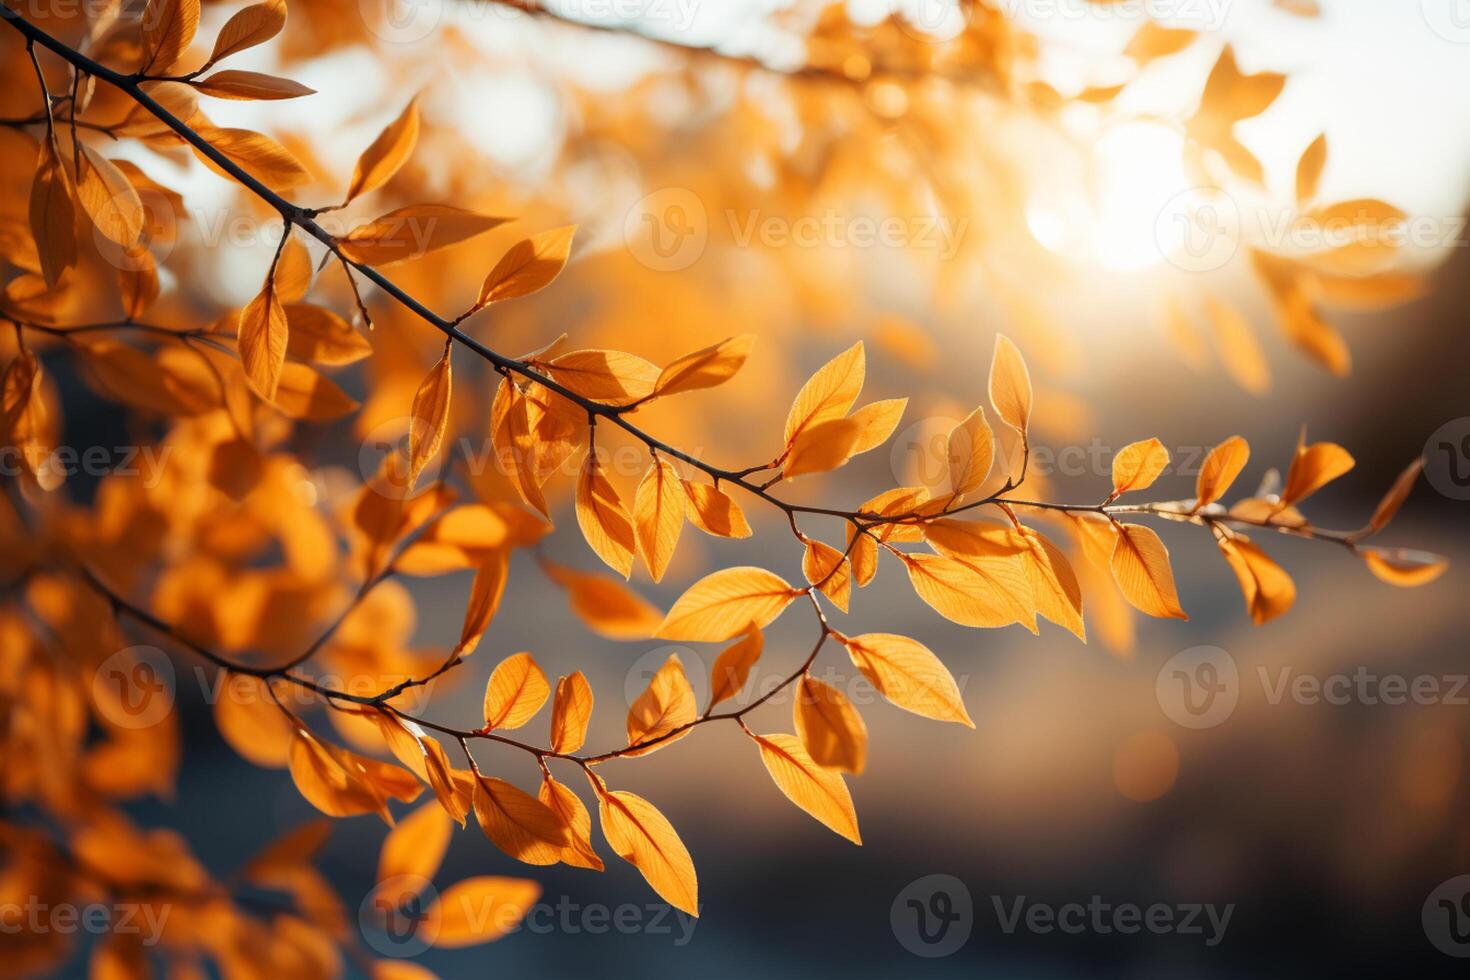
[8,0,1470,976]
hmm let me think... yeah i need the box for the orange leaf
[783,341,864,447]
[592,779,698,915]
[902,552,1037,632]
[454,552,508,656]
[748,732,861,844]
[784,415,863,478]
[1280,438,1354,509]
[794,677,867,774]
[347,97,420,203]
[1192,435,1249,512]
[475,226,576,306]
[801,536,851,612]
[576,452,636,578]
[1110,438,1170,499]
[708,625,763,709]
[633,456,684,582]
[237,280,288,400]
[655,566,799,642]
[838,632,973,726]
[408,347,452,489]
[192,70,315,100]
[1217,536,1295,624]
[473,775,568,865]
[945,407,994,496]
[538,774,604,871]
[425,876,539,947]
[541,560,662,640]
[28,142,77,289]
[1364,458,1423,537]
[208,0,287,64]
[988,335,1032,434]
[339,205,509,266]
[1110,523,1188,619]
[549,672,593,754]
[483,652,550,730]
[1360,547,1448,587]
[377,802,452,895]
[653,335,754,398]
[625,653,696,755]
[1295,133,1327,204]
[682,480,752,538]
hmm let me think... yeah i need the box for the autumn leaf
[784,416,863,478]
[539,774,604,871]
[1192,436,1249,512]
[483,652,550,730]
[1279,437,1354,509]
[207,0,287,64]
[1110,523,1188,619]
[902,552,1037,632]
[1109,438,1169,500]
[346,97,420,203]
[794,677,867,774]
[1018,528,1085,641]
[801,536,851,612]
[682,480,752,538]
[454,552,508,656]
[192,71,316,101]
[284,305,371,364]
[838,632,973,726]
[339,205,509,266]
[633,456,684,582]
[550,672,593,754]
[474,775,568,865]
[748,732,861,844]
[237,279,289,400]
[407,346,452,489]
[626,653,696,755]
[141,0,201,73]
[1359,547,1448,587]
[1361,458,1423,538]
[377,802,451,900]
[708,625,763,709]
[475,226,576,307]
[425,877,540,947]
[945,407,994,496]
[783,341,864,448]
[29,142,77,289]
[1296,133,1327,203]
[988,334,1032,435]
[1217,535,1295,624]
[655,567,799,641]
[654,335,754,399]
[576,451,636,578]
[592,778,699,915]
[542,560,663,640]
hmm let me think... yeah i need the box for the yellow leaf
[1110,523,1188,619]
[1217,536,1295,624]
[654,335,754,398]
[373,714,471,826]
[682,480,752,538]
[633,457,684,582]
[748,732,861,844]
[425,876,539,948]
[547,349,661,404]
[396,505,509,575]
[539,775,604,871]
[550,672,593,754]
[1019,528,1085,641]
[593,779,699,915]
[794,677,867,774]
[625,653,696,755]
[1364,458,1423,536]
[141,0,200,73]
[839,632,973,726]
[1193,436,1249,512]
[29,142,77,289]
[945,407,994,495]
[192,70,315,100]
[988,334,1032,435]
[377,802,452,895]
[902,552,1037,632]
[1280,438,1354,508]
[408,347,452,489]
[270,362,359,419]
[576,452,636,578]
[801,536,851,612]
[483,652,550,730]
[195,126,312,188]
[208,0,287,64]
[1196,45,1285,127]
[1296,133,1327,203]
[339,205,509,266]
[284,304,371,365]
[237,281,288,400]
[214,675,294,768]
[708,625,763,709]
[1110,438,1170,499]
[783,341,864,447]
[1360,547,1448,587]
[655,566,799,642]
[1203,294,1270,395]
[847,398,908,455]
[476,226,576,306]
[473,775,568,865]
[76,145,144,249]
[542,560,663,640]
[784,415,863,478]
[923,519,1029,562]
[347,97,420,203]
[454,552,508,656]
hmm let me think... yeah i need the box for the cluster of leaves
[0,1,1450,978]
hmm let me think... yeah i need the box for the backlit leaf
[592,779,698,915]
[749,732,861,844]
[655,566,799,641]
[475,226,576,306]
[426,876,539,947]
[1110,523,1188,619]
[576,451,636,578]
[347,98,420,203]
[633,456,684,582]
[483,652,550,730]
[1193,435,1249,512]
[988,334,1032,434]
[654,335,754,398]
[550,672,593,754]
[1110,438,1169,499]
[794,677,867,774]
[838,632,973,726]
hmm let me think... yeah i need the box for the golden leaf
[547,349,661,404]
[192,70,316,100]
[1360,547,1448,587]
[408,347,452,489]
[542,560,663,640]
[576,452,636,578]
[271,363,359,419]
[347,97,420,203]
[1280,438,1354,509]
[1110,438,1169,499]
[902,552,1037,632]
[28,142,77,289]
[945,407,995,496]
[682,480,752,538]
[655,566,799,642]
[1018,528,1085,641]
[839,632,974,726]
[988,334,1033,435]
[475,226,576,306]
[539,774,604,871]
[1296,133,1327,203]
[626,653,697,755]
[783,341,865,447]
[1110,523,1188,619]
[1193,435,1249,512]
[339,205,508,266]
[1217,536,1295,624]
[847,398,908,455]
[208,0,287,64]
[801,536,851,612]
[76,145,145,249]
[377,802,452,895]
[483,652,550,730]
[708,624,763,709]
[473,775,568,865]
[1203,294,1270,395]
[284,305,371,365]
[214,675,294,768]
[923,519,1029,562]
[454,552,508,656]
[195,126,312,188]
[425,876,539,948]
[550,672,593,754]
[141,0,200,73]
[784,415,863,478]
[794,677,867,774]
[1364,458,1423,536]
[593,779,699,915]
[748,732,861,844]
[633,456,684,582]
[654,335,755,398]
[237,280,288,400]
